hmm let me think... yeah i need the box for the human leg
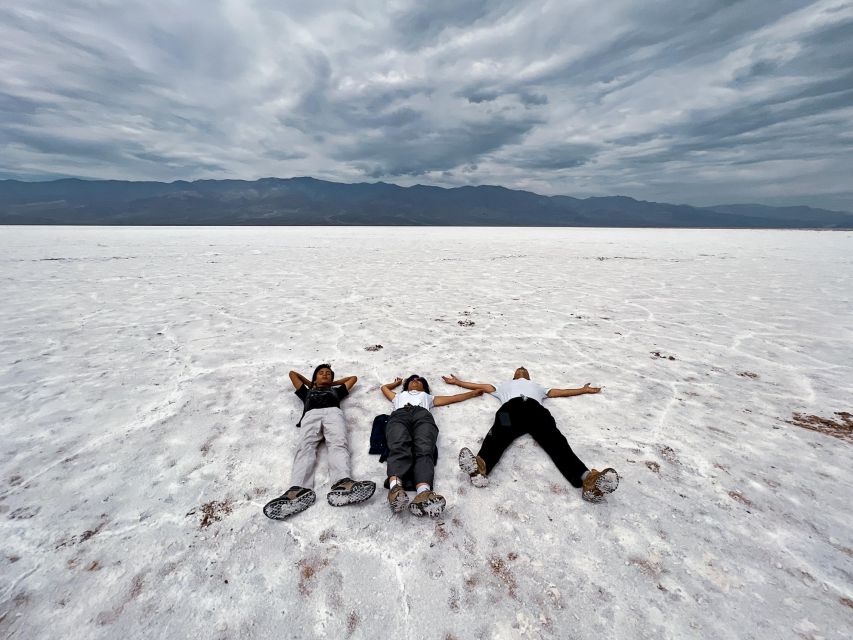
[405,407,446,517]
[289,409,326,489]
[385,409,415,481]
[265,410,325,519]
[385,409,414,513]
[320,408,351,483]
[320,408,376,506]
[526,407,589,488]
[410,408,439,488]
[475,400,528,474]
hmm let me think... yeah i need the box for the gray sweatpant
[290,407,350,489]
[385,405,439,487]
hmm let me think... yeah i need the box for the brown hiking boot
[408,490,446,517]
[327,478,376,507]
[263,486,316,519]
[582,468,619,503]
[458,447,489,487]
[388,484,410,514]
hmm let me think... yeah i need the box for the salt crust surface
[1,226,852,639]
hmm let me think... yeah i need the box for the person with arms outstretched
[263,364,376,519]
[444,367,618,503]
[381,374,483,517]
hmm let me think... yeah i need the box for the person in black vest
[444,367,618,502]
[263,364,375,519]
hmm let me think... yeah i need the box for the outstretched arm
[333,375,358,391]
[289,370,312,390]
[441,374,496,394]
[381,377,403,401]
[546,383,601,398]
[433,389,484,407]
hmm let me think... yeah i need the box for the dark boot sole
[263,491,316,520]
[327,481,377,507]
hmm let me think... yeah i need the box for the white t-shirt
[392,390,435,412]
[490,379,549,404]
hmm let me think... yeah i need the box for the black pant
[386,406,439,487]
[477,397,589,487]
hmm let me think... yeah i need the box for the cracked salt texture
[1,226,851,639]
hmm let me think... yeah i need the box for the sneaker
[582,468,619,503]
[409,490,446,518]
[327,478,376,507]
[458,447,489,488]
[388,484,410,514]
[263,486,316,519]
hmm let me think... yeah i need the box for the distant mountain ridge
[0,177,850,228]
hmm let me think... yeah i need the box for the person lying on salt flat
[445,368,619,503]
[263,364,376,520]
[381,374,484,518]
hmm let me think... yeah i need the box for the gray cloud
[464,91,500,104]
[389,0,517,49]
[341,113,542,177]
[506,144,600,171]
[1,0,852,210]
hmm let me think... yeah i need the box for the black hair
[312,363,334,384]
[403,374,430,394]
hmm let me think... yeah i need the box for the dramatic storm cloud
[2,0,852,210]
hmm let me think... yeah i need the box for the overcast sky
[2,1,852,210]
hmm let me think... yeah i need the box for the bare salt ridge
[1,226,851,640]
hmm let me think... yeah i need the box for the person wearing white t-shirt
[444,367,619,503]
[380,374,484,517]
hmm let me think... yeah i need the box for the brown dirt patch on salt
[488,554,517,599]
[728,490,752,506]
[189,498,233,528]
[788,412,853,443]
[297,556,330,596]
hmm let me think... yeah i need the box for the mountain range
[1,177,851,228]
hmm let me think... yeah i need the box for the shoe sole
[458,448,489,488]
[596,468,619,494]
[389,491,410,514]
[409,494,446,518]
[327,481,377,507]
[263,491,316,520]
[582,469,619,503]
[582,487,605,503]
